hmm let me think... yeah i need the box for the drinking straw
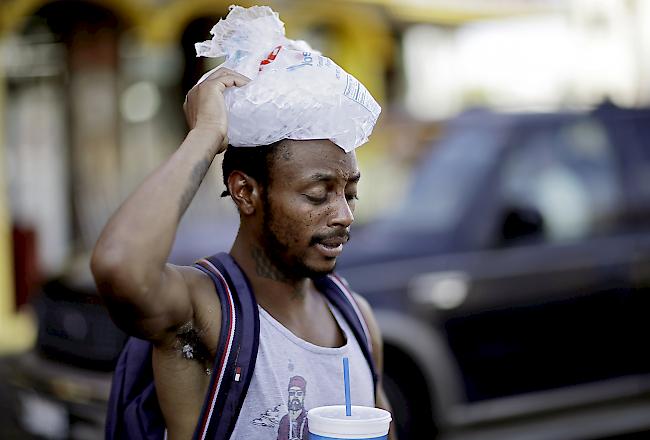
[343,357,352,416]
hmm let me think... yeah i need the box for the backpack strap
[106,337,166,440]
[314,273,379,393]
[191,253,260,440]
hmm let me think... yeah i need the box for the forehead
[271,139,358,182]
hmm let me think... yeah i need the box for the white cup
[307,405,392,439]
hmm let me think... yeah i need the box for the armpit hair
[175,321,211,363]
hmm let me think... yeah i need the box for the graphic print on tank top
[229,303,375,440]
[278,375,309,440]
[250,359,311,439]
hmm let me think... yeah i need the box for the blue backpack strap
[106,337,166,440]
[314,273,379,393]
[191,253,260,440]
[105,253,258,440]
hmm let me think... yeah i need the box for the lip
[315,242,344,258]
[319,236,347,247]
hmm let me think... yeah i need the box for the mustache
[309,229,350,246]
[289,399,302,408]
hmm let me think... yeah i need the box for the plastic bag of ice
[193,5,381,152]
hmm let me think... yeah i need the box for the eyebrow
[309,171,361,183]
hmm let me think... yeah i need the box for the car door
[426,115,650,432]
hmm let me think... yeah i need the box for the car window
[379,127,500,234]
[622,112,650,207]
[499,117,622,242]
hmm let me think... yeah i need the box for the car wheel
[383,346,437,439]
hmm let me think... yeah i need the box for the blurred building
[403,0,650,119]
[1,0,649,354]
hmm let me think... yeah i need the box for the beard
[288,398,303,411]
[260,193,340,281]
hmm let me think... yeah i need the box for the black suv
[338,104,650,439]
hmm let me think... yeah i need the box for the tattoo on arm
[178,157,212,218]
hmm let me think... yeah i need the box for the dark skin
[91,68,395,439]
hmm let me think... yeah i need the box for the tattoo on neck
[178,156,212,218]
[291,287,305,300]
[251,247,307,300]
[252,246,289,283]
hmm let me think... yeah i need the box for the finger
[218,75,250,88]
[207,67,232,77]
[207,67,250,82]
[200,75,249,93]
[205,70,251,86]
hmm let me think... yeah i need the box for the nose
[329,194,354,228]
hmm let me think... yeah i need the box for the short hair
[220,139,285,197]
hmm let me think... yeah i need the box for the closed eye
[304,194,327,204]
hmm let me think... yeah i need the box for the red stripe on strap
[196,259,237,440]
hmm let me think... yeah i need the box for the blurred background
[2,0,650,439]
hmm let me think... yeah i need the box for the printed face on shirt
[288,386,305,411]
[261,139,359,279]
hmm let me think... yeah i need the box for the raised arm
[90,68,249,342]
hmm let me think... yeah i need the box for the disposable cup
[307,405,391,439]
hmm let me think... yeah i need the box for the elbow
[90,244,152,301]
[90,245,119,288]
[91,245,127,296]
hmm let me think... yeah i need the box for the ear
[227,171,262,216]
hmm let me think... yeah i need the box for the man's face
[288,386,305,411]
[260,139,359,279]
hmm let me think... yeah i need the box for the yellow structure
[0,49,36,353]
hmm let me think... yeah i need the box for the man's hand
[184,68,250,153]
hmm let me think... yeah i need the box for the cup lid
[308,405,391,437]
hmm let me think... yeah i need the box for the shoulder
[328,273,384,368]
[351,293,381,343]
[329,274,374,325]
[352,292,372,320]
[331,274,381,348]
[350,291,384,375]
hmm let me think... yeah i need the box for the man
[276,376,308,440]
[91,67,393,438]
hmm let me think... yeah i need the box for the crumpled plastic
[192,5,381,152]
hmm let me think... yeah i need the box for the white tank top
[228,301,375,440]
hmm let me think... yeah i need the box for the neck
[230,229,313,310]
